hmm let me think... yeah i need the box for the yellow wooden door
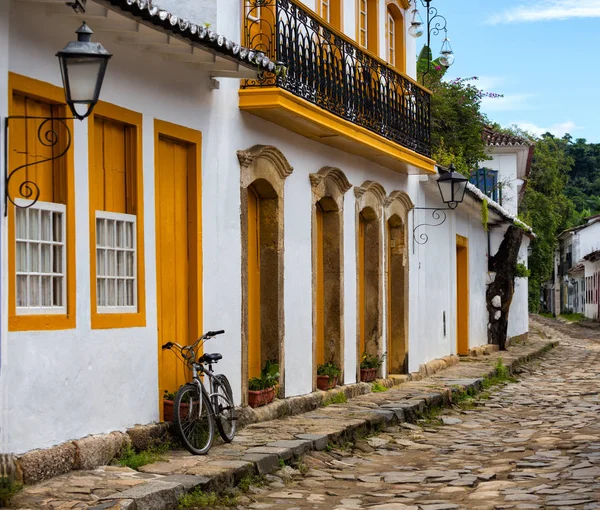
[456,236,469,355]
[358,213,366,357]
[156,137,190,396]
[315,203,325,365]
[248,187,261,379]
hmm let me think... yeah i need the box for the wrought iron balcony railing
[242,0,431,158]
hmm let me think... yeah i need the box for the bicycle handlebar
[161,330,224,353]
[206,330,225,337]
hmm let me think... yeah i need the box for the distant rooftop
[483,126,534,148]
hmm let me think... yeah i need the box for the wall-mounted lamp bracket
[412,206,453,253]
[4,116,74,217]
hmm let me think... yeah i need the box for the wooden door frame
[154,120,202,420]
[456,234,469,355]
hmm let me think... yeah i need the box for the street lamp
[56,21,112,120]
[437,163,468,210]
[408,1,454,84]
[412,164,468,250]
[5,22,111,214]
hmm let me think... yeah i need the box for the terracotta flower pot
[248,386,276,408]
[163,399,175,422]
[317,375,338,391]
[163,399,189,422]
[360,368,377,382]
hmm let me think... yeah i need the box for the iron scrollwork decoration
[4,116,72,216]
[416,0,450,85]
[412,207,448,253]
[242,0,431,158]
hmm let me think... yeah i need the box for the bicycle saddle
[199,352,222,363]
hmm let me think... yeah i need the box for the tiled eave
[92,0,278,78]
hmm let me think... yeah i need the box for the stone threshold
[9,333,557,510]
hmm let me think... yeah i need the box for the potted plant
[360,352,386,382]
[248,360,280,408]
[317,362,341,390]
[163,390,176,422]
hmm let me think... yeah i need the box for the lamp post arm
[412,206,452,253]
[415,0,449,85]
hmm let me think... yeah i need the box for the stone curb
[89,339,558,510]
[9,352,463,486]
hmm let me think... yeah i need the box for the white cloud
[514,120,581,137]
[481,93,535,112]
[488,0,600,24]
[474,76,506,91]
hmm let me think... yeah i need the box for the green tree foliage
[564,137,600,216]
[520,133,577,312]
[418,47,498,175]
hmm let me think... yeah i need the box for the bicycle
[161,330,237,455]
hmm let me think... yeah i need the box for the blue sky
[418,0,600,142]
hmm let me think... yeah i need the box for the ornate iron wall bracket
[412,206,451,253]
[4,116,73,217]
[415,0,450,85]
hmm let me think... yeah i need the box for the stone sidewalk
[10,328,557,510]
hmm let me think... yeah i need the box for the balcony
[239,0,435,175]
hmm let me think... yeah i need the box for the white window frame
[359,0,368,48]
[15,199,67,316]
[388,12,395,65]
[95,210,137,315]
[321,0,331,23]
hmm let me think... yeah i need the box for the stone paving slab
[241,316,600,510]
[10,331,557,510]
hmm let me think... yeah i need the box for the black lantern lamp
[437,163,468,209]
[412,164,469,250]
[56,21,112,120]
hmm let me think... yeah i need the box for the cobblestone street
[241,318,600,510]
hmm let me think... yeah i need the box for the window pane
[117,280,125,306]
[125,222,133,248]
[41,210,52,241]
[52,212,63,242]
[116,221,124,248]
[126,280,134,306]
[107,249,116,277]
[16,208,27,239]
[29,210,39,240]
[29,276,40,306]
[96,218,105,246]
[29,243,40,272]
[17,275,27,307]
[97,278,105,307]
[41,276,52,306]
[53,276,63,306]
[16,242,27,272]
[97,249,106,276]
[117,251,125,277]
[126,252,134,277]
[107,279,116,306]
[41,244,51,273]
[53,245,63,274]
[107,220,115,247]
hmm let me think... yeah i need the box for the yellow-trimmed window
[88,102,145,329]
[357,0,378,52]
[7,73,76,331]
[358,0,368,47]
[386,3,406,71]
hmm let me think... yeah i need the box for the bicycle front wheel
[174,383,214,455]
[213,374,237,443]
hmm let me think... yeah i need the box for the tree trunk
[487,225,524,350]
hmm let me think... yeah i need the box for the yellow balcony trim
[239,87,435,175]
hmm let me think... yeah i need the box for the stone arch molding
[385,190,413,267]
[310,167,352,209]
[237,145,294,193]
[354,181,386,218]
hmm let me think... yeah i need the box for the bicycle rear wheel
[174,383,214,455]
[213,374,237,443]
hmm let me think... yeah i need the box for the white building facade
[1,0,530,457]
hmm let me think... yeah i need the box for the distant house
[544,214,600,317]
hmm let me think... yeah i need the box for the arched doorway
[238,146,293,401]
[355,181,386,379]
[385,191,413,374]
[310,168,351,387]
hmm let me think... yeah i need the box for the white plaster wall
[0,0,10,455]
[2,0,516,453]
[157,0,216,26]
[485,154,518,216]
[508,237,530,339]
[577,223,600,261]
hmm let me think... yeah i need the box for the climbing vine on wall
[481,200,489,231]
